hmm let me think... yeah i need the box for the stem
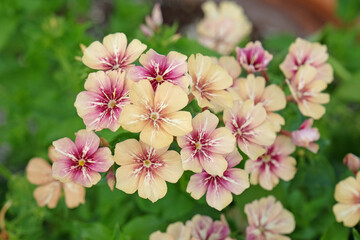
[0,165,11,180]
[187,93,194,104]
[202,107,208,112]
[280,130,292,137]
[328,56,352,81]
[0,201,12,233]
[286,95,296,103]
[261,70,269,82]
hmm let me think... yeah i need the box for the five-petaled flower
[224,100,276,160]
[127,49,188,91]
[177,110,236,176]
[236,41,273,73]
[291,118,320,153]
[245,135,296,190]
[82,32,147,72]
[119,80,192,149]
[52,130,114,187]
[75,71,131,132]
[245,196,295,240]
[114,139,183,202]
[187,149,249,211]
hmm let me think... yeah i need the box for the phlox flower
[234,74,286,131]
[236,41,273,73]
[291,118,320,153]
[82,32,146,72]
[52,130,114,187]
[344,153,360,175]
[197,1,251,54]
[280,38,333,84]
[150,222,191,240]
[245,136,296,191]
[140,3,163,37]
[127,49,188,91]
[286,65,330,119]
[245,196,295,240]
[119,80,192,149]
[188,53,234,109]
[177,110,236,176]
[224,100,276,160]
[333,172,360,227]
[26,147,85,208]
[74,71,131,132]
[114,139,183,202]
[186,149,249,211]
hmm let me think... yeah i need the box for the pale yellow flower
[150,222,191,240]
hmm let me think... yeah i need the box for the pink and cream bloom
[26,147,85,209]
[127,49,188,91]
[177,110,236,176]
[234,74,286,131]
[280,38,333,84]
[140,3,163,37]
[333,172,360,227]
[186,214,232,240]
[291,118,320,153]
[74,71,131,132]
[224,100,276,160]
[150,222,191,240]
[286,65,330,120]
[197,1,252,54]
[187,149,250,211]
[114,139,183,202]
[245,136,296,191]
[188,53,234,109]
[119,80,192,149]
[52,130,114,187]
[344,153,360,175]
[236,41,273,73]
[245,196,295,240]
[82,32,147,72]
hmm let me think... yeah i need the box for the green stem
[0,165,11,180]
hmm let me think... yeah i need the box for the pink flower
[52,130,114,187]
[74,71,131,132]
[150,222,191,240]
[344,153,360,175]
[177,110,236,176]
[186,214,232,240]
[245,136,297,190]
[291,118,320,153]
[187,149,249,211]
[286,65,330,120]
[82,32,147,72]
[224,100,276,160]
[245,196,295,240]
[140,3,163,37]
[236,41,273,73]
[127,49,188,91]
[114,139,183,202]
[280,38,333,84]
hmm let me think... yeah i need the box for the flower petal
[87,147,113,172]
[63,182,86,208]
[26,158,53,185]
[33,181,62,208]
[115,164,142,194]
[75,130,100,158]
[156,150,183,183]
[119,104,149,132]
[206,180,233,211]
[161,111,193,136]
[186,172,209,199]
[140,122,173,149]
[155,82,188,113]
[114,139,143,165]
[138,172,167,202]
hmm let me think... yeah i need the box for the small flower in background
[119,80,192,149]
[234,74,286,131]
[177,110,236,176]
[236,41,273,73]
[52,130,114,187]
[106,169,115,191]
[127,49,188,91]
[187,149,249,211]
[82,32,147,72]
[150,222,191,240]
[74,71,131,132]
[333,172,360,227]
[114,139,183,203]
[187,214,232,240]
[245,196,295,240]
[344,153,360,175]
[280,38,333,84]
[286,65,330,120]
[224,100,276,160]
[26,147,85,208]
[197,1,251,55]
[188,53,234,110]
[291,118,320,153]
[140,3,163,37]
[245,136,296,191]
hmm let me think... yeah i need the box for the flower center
[108,99,117,109]
[237,129,243,136]
[143,159,151,168]
[195,141,202,150]
[113,64,120,70]
[155,75,163,82]
[78,159,85,166]
[262,155,271,163]
[150,112,159,121]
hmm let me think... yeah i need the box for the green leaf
[122,215,163,240]
[353,228,360,240]
[320,222,349,240]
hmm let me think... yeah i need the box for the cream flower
[114,139,183,202]
[333,172,360,227]
[150,222,191,240]
[119,80,192,149]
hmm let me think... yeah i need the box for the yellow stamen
[262,155,271,163]
[150,112,159,121]
[156,75,163,82]
[108,100,117,108]
[195,142,202,150]
[143,159,151,168]
[78,159,85,166]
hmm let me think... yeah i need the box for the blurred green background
[0,0,360,239]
